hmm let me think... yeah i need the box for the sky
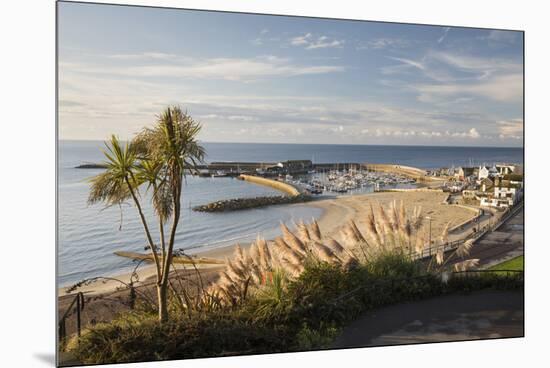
[58,2,524,147]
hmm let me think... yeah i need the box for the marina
[285,168,417,195]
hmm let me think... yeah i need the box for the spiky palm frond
[87,135,137,206]
[87,170,131,207]
[135,158,173,222]
[134,106,205,175]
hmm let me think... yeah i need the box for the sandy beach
[60,189,476,296]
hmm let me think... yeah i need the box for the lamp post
[426,216,432,256]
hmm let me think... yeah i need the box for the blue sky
[58,2,523,147]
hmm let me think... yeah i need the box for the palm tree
[89,106,205,323]
[133,106,205,322]
[88,135,163,281]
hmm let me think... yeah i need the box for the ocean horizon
[59,140,523,168]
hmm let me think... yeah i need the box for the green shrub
[295,322,340,350]
[366,251,422,278]
[70,259,522,364]
[72,311,290,364]
[247,269,293,322]
[447,272,524,292]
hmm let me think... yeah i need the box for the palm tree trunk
[124,176,162,282]
[154,186,169,322]
[157,283,168,322]
[152,183,167,261]
[125,177,169,322]
[158,174,182,323]
[156,192,169,322]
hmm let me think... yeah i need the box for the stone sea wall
[192,194,311,212]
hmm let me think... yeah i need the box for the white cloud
[498,118,523,140]
[251,38,263,46]
[109,52,177,60]
[290,33,344,50]
[59,56,521,146]
[307,38,344,50]
[227,115,257,122]
[468,128,480,138]
[480,30,519,46]
[357,38,412,50]
[361,127,483,141]
[385,50,521,81]
[437,27,450,44]
[388,57,425,71]
[385,50,523,104]
[428,51,520,78]
[62,55,345,82]
[415,73,523,103]
[290,33,312,46]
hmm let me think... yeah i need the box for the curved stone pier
[238,174,301,197]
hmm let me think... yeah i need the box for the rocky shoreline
[192,194,312,212]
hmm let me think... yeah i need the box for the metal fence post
[76,293,81,338]
[59,319,66,344]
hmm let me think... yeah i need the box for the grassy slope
[489,256,524,271]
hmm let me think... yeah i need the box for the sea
[58,141,523,286]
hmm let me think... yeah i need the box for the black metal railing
[413,200,523,261]
[58,292,85,345]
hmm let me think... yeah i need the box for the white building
[478,166,489,180]
[480,183,523,209]
[494,186,517,205]
[496,164,516,176]
[488,165,499,178]
[480,197,512,209]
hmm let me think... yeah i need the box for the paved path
[448,207,524,269]
[449,209,493,239]
[332,290,523,349]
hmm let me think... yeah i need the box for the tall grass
[206,200,479,307]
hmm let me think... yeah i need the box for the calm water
[58,141,523,286]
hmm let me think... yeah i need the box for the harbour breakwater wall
[76,161,365,174]
[364,163,426,178]
[193,174,309,212]
[364,163,447,183]
[379,188,443,193]
[239,174,301,196]
[74,160,444,187]
[192,194,311,212]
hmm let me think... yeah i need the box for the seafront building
[456,164,524,209]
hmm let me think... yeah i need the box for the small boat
[211,170,227,177]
